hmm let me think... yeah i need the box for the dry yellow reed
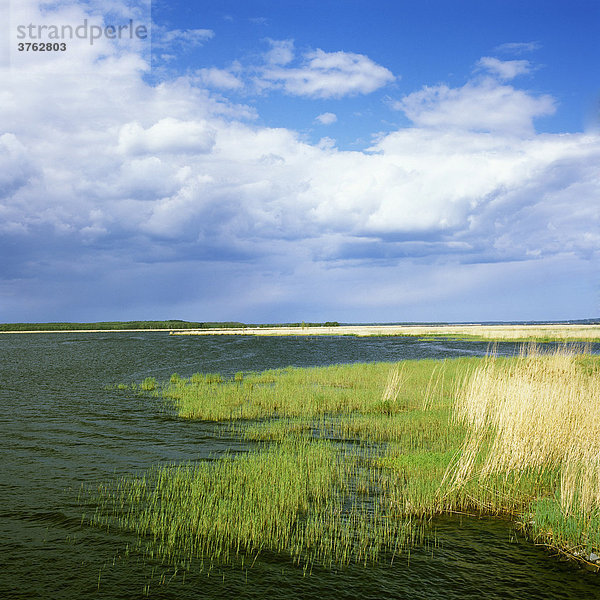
[382,366,404,404]
[445,345,600,515]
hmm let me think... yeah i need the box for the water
[1,332,598,599]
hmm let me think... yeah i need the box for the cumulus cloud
[117,118,217,155]
[315,112,337,125]
[260,47,395,98]
[395,78,555,136]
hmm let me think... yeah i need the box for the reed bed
[239,410,463,449]
[407,324,600,342]
[445,346,600,557]
[172,323,600,341]
[86,439,423,571]
[163,359,465,421]
[89,346,600,576]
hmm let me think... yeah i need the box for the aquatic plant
[162,359,473,422]
[140,377,156,391]
[87,439,422,571]
[444,345,600,556]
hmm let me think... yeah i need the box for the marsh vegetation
[88,345,600,575]
[171,322,600,341]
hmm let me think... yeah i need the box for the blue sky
[152,0,598,141]
[0,0,598,323]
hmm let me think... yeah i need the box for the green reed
[86,438,423,571]
[162,359,474,421]
[525,497,600,560]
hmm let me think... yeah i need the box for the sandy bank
[170,324,600,340]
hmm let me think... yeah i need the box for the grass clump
[140,377,156,391]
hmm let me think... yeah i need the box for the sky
[0,0,598,324]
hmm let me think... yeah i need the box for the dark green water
[1,332,598,599]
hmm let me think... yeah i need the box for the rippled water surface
[1,332,598,599]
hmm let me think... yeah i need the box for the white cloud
[0,133,38,197]
[494,41,541,55]
[154,28,214,50]
[249,17,268,26]
[315,112,337,125]
[2,40,596,263]
[260,48,395,98]
[264,38,294,66]
[196,67,243,90]
[117,118,216,155]
[395,78,555,136]
[477,56,533,80]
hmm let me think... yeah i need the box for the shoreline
[1,323,599,341]
[170,323,600,341]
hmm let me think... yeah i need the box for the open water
[1,332,598,599]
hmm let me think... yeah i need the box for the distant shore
[2,323,599,341]
[0,328,175,334]
[170,323,600,341]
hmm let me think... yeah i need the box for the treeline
[0,320,241,331]
[0,320,340,332]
